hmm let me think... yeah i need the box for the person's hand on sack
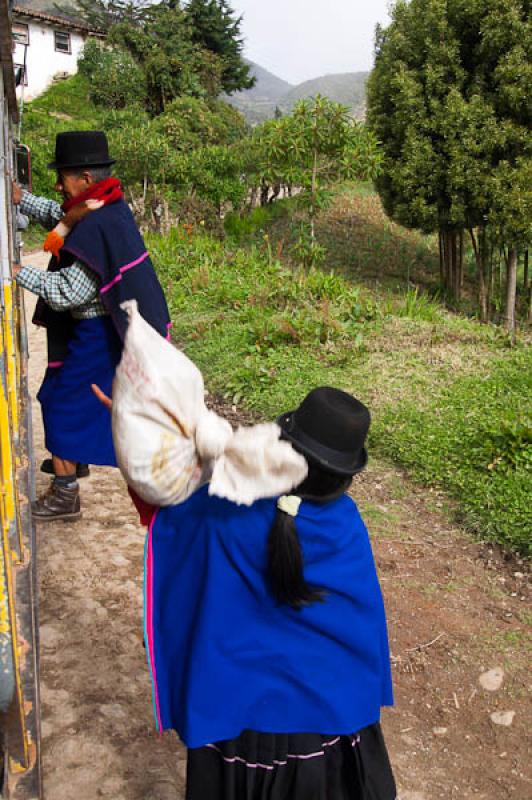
[111,301,308,507]
[91,383,112,411]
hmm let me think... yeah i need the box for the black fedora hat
[277,387,370,476]
[48,131,116,170]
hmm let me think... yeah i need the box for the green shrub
[21,74,104,197]
[396,286,443,322]
[78,39,147,110]
[224,203,289,243]
[152,97,248,151]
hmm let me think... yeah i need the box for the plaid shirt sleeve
[16,262,100,311]
[19,191,63,230]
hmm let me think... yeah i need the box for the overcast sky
[230,0,393,85]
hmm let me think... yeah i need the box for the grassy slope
[22,74,104,197]
[20,75,106,249]
[148,196,531,555]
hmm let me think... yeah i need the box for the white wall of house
[13,19,87,100]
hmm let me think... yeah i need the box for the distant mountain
[280,72,368,119]
[224,61,294,125]
[225,62,369,124]
[240,60,293,102]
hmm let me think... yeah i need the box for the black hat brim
[277,411,368,476]
[48,158,116,170]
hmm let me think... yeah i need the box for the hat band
[281,415,366,474]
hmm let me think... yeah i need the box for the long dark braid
[267,464,351,610]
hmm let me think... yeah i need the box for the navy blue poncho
[144,485,393,749]
[33,199,170,362]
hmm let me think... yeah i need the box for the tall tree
[55,0,151,29]
[59,0,255,109]
[367,0,531,328]
[109,2,212,113]
[185,0,255,93]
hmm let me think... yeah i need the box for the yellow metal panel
[3,282,19,439]
[1,283,39,785]
[0,316,15,528]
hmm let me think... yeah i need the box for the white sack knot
[114,301,309,507]
[195,409,233,461]
[209,423,308,506]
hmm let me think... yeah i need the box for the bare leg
[52,455,77,477]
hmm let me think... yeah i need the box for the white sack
[112,301,308,507]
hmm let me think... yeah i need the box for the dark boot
[32,481,81,522]
[40,459,90,478]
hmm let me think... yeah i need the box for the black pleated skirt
[186,723,396,800]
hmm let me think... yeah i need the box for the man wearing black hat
[13,130,170,522]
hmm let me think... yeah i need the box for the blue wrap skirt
[37,316,122,467]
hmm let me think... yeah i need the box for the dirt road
[24,253,530,800]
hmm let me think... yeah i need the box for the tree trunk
[438,231,445,288]
[488,246,495,320]
[458,230,464,293]
[268,183,281,204]
[504,248,518,338]
[248,186,258,209]
[525,251,532,325]
[260,180,269,207]
[443,230,452,293]
[450,231,458,301]
[441,231,448,290]
[469,227,488,322]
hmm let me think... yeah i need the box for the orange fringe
[43,230,65,260]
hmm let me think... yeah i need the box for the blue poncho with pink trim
[33,199,170,362]
[144,485,393,749]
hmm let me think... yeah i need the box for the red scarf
[61,177,123,212]
[44,178,124,259]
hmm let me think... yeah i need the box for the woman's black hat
[48,131,116,170]
[278,387,370,476]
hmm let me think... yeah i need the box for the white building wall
[13,20,86,100]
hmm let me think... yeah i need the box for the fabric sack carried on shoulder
[112,301,307,507]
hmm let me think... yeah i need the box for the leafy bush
[107,120,171,190]
[152,97,248,152]
[21,74,104,197]
[395,286,443,322]
[171,144,248,213]
[78,39,147,110]
[224,207,273,241]
[485,422,532,475]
